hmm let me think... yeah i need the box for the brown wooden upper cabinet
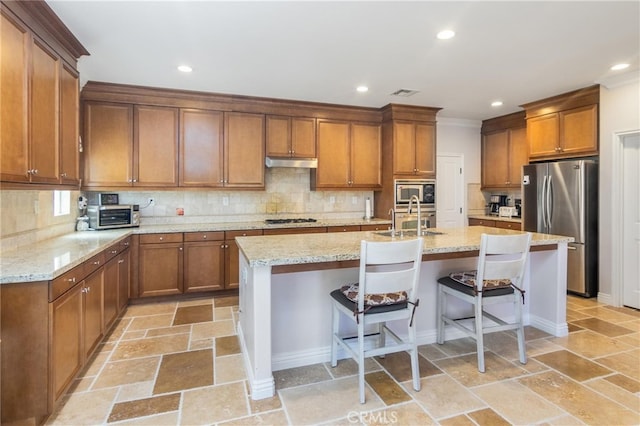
[392,121,436,178]
[266,115,316,158]
[224,112,266,188]
[527,105,598,160]
[0,5,86,186]
[481,111,527,189]
[83,103,179,187]
[522,85,599,161]
[180,109,224,187]
[313,120,381,189]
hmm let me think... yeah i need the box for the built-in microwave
[87,205,140,230]
[394,179,436,208]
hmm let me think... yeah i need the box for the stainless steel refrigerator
[522,159,598,297]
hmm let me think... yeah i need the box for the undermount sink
[375,230,445,237]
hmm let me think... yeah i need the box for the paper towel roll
[364,198,372,219]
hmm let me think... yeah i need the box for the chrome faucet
[408,195,422,236]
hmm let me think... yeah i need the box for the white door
[436,154,464,228]
[623,132,640,309]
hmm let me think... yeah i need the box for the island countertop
[236,226,574,267]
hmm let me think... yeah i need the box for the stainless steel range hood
[265,157,318,168]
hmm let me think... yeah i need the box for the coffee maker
[489,195,508,215]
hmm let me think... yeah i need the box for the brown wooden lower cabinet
[138,233,184,297]
[1,238,132,424]
[468,218,496,227]
[360,224,386,231]
[184,232,226,292]
[50,282,84,404]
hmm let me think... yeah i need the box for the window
[53,190,71,216]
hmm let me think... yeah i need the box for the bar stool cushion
[340,283,407,306]
[330,289,408,314]
[438,275,514,297]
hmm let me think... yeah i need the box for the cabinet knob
[32,169,38,175]
[203,235,207,239]
[123,242,129,246]
[118,259,124,264]
[61,172,67,178]
[93,260,100,265]
[111,250,118,254]
[159,237,164,241]
[179,247,183,251]
[133,179,137,183]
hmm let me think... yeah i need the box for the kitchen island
[235,226,573,400]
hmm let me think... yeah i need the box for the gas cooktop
[264,218,318,225]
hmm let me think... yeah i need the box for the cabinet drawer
[105,236,132,261]
[495,220,521,230]
[50,264,86,301]
[184,231,224,242]
[225,229,263,239]
[139,233,183,244]
[327,225,361,233]
[84,252,106,277]
[263,227,326,235]
[360,224,386,231]
[468,218,496,227]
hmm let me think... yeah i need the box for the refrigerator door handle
[547,175,554,230]
[541,175,548,231]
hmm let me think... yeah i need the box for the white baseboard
[529,314,568,337]
[597,292,614,306]
[238,323,275,400]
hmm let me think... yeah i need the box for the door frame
[611,128,640,307]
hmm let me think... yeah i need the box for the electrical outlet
[330,196,336,204]
[148,197,155,206]
[222,196,229,206]
[352,196,358,204]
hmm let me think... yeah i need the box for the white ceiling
[47,1,640,121]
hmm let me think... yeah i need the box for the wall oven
[394,179,436,230]
[395,179,435,208]
[87,205,140,230]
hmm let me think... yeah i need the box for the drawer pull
[123,242,130,246]
[111,250,118,254]
[203,235,207,239]
[118,259,125,264]
[67,277,76,283]
[159,237,164,241]
[93,260,100,265]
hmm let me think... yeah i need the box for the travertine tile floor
[46,295,640,425]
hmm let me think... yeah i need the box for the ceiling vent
[390,88,419,97]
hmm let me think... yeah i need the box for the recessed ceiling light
[356,86,369,93]
[491,101,503,107]
[177,65,193,73]
[437,30,455,40]
[610,63,630,71]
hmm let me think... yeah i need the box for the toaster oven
[87,205,140,230]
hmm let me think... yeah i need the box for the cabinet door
[103,256,119,329]
[117,250,131,312]
[393,122,416,175]
[560,104,597,156]
[0,11,30,183]
[225,230,263,289]
[134,105,178,186]
[59,63,80,185]
[482,130,509,187]
[83,102,133,187]
[50,283,83,403]
[266,115,291,157]
[415,123,436,177]
[83,269,104,358]
[29,37,59,184]
[180,109,224,187]
[527,113,559,159]
[225,112,265,188]
[184,241,225,292]
[508,127,528,187]
[291,117,316,158]
[350,123,381,188]
[316,120,350,188]
[138,242,183,297]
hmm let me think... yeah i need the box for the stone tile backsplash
[1,169,373,249]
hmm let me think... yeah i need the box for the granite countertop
[236,226,574,267]
[468,214,522,223]
[0,217,391,284]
